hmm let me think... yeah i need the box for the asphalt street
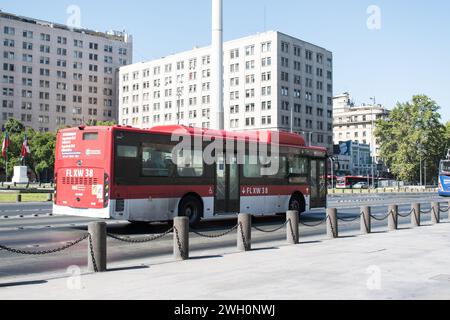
[0,192,448,279]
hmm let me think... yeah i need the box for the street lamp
[370,97,377,189]
[418,143,423,186]
[299,130,313,146]
[329,156,337,189]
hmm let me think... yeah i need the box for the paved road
[0,192,448,279]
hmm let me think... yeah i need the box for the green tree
[86,120,117,126]
[375,95,446,183]
[445,121,450,146]
[0,120,56,182]
[4,118,25,134]
[27,130,56,182]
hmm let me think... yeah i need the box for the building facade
[0,10,132,132]
[119,31,333,151]
[334,140,372,176]
[333,92,390,161]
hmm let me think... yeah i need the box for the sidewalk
[1,223,450,300]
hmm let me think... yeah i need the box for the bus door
[310,159,327,208]
[215,155,240,214]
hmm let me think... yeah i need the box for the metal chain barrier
[88,234,98,273]
[173,226,185,257]
[299,217,327,227]
[107,227,174,243]
[370,211,392,221]
[238,222,249,250]
[192,224,238,239]
[420,208,432,215]
[337,213,362,223]
[439,206,450,213]
[0,233,89,255]
[398,208,414,218]
[253,221,287,233]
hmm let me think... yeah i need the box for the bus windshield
[440,161,450,174]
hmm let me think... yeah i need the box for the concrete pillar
[16,194,22,203]
[237,213,252,251]
[173,217,189,260]
[431,202,440,224]
[448,201,450,218]
[88,222,107,272]
[326,208,338,239]
[286,211,299,245]
[388,205,398,231]
[361,206,371,234]
[412,203,421,227]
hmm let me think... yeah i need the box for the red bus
[53,125,328,225]
[336,176,369,189]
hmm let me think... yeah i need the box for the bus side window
[141,144,173,177]
[176,149,204,177]
[288,155,309,184]
[117,145,138,158]
[243,155,262,178]
[288,156,308,175]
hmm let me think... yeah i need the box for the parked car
[353,182,369,189]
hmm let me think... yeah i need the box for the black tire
[179,195,203,227]
[289,194,305,213]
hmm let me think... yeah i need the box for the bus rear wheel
[289,194,305,213]
[179,196,202,227]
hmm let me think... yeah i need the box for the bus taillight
[104,173,109,208]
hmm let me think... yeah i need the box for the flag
[21,135,30,158]
[2,132,10,158]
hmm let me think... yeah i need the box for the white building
[333,92,390,161]
[334,140,372,176]
[119,31,333,151]
[0,10,133,132]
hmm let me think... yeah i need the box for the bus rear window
[117,145,138,158]
[83,132,98,141]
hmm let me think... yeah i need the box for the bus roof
[59,125,327,152]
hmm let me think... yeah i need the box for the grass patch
[0,193,51,203]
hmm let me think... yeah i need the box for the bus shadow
[106,215,289,236]
[188,255,223,261]
[107,265,149,273]
[0,280,47,288]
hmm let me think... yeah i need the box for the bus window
[267,156,288,179]
[117,145,138,158]
[288,156,308,184]
[244,155,262,178]
[288,156,308,175]
[142,144,173,177]
[83,132,98,141]
[177,149,204,177]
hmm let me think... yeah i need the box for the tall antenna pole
[212,0,224,130]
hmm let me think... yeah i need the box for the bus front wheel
[178,195,202,227]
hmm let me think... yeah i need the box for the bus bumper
[52,204,111,219]
[438,190,450,197]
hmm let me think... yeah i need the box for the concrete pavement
[1,221,450,300]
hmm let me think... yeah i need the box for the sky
[2,0,450,121]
